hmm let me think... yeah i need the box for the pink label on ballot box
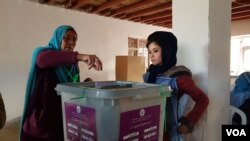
[65,102,97,141]
[119,105,161,141]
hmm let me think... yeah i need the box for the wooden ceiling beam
[144,17,171,24]
[164,22,172,27]
[137,10,171,22]
[125,2,172,19]
[48,0,70,4]
[47,0,57,4]
[144,20,154,24]
[116,13,127,19]
[131,17,141,22]
[149,17,172,25]
[62,0,78,8]
[38,0,49,3]
[232,2,249,9]
[235,0,250,4]
[84,5,95,12]
[101,9,113,16]
[73,0,90,9]
[232,15,250,21]
[153,21,172,27]
[54,0,67,2]
[36,0,250,28]
[93,0,127,13]
[232,6,250,14]
[110,0,157,16]
[232,10,250,19]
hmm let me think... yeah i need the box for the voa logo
[226,129,246,136]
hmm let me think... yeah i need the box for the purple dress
[21,50,78,141]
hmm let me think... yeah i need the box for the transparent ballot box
[55,81,170,141]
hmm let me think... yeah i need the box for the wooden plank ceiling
[31,0,250,28]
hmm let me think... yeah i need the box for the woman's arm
[36,50,78,68]
[36,50,102,71]
[177,76,209,124]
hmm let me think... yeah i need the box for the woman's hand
[178,117,194,134]
[77,54,103,71]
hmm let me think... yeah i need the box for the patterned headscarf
[146,31,178,83]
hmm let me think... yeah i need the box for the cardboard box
[116,56,145,82]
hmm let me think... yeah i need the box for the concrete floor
[0,117,20,141]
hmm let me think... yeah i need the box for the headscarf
[146,31,178,83]
[21,25,79,128]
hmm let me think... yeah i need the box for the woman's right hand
[77,54,103,71]
[178,117,194,134]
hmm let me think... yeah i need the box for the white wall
[0,0,166,121]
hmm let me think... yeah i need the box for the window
[128,37,138,56]
[128,37,149,69]
[230,35,250,76]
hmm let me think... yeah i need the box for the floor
[0,117,20,141]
